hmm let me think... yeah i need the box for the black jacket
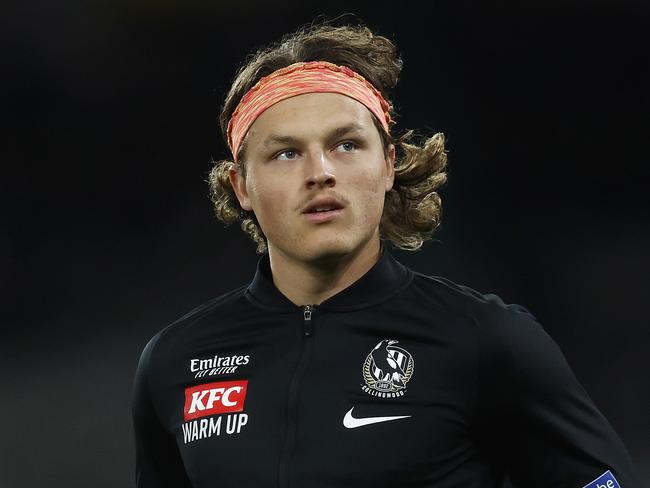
[132,249,640,488]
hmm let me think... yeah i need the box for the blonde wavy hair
[208,17,448,254]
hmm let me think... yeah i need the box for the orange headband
[226,61,395,163]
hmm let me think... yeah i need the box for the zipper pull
[303,305,313,337]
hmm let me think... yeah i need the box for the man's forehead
[259,122,367,149]
[238,91,379,151]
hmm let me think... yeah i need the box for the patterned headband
[226,61,395,164]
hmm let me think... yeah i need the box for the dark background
[2,0,648,486]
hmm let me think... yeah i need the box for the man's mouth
[307,206,339,213]
[301,196,346,223]
[303,208,343,221]
[301,196,345,215]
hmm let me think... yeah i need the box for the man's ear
[228,164,253,211]
[384,143,396,192]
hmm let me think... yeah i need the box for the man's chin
[299,236,378,268]
[269,231,377,267]
[302,243,352,265]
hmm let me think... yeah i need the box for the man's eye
[338,141,357,152]
[275,149,298,161]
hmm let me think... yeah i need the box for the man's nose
[305,149,336,189]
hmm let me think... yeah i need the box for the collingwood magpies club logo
[362,339,414,398]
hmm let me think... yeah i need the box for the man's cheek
[258,202,291,235]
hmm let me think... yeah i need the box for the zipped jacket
[132,249,641,488]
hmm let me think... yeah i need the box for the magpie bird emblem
[362,339,414,395]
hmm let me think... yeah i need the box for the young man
[132,21,641,488]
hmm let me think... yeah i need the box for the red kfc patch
[183,380,248,421]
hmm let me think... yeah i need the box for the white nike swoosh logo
[343,407,412,429]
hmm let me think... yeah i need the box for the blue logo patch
[582,470,620,488]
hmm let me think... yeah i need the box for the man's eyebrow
[261,123,366,149]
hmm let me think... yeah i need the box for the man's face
[229,92,395,263]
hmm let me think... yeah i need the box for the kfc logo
[184,380,248,421]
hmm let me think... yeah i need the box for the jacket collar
[245,245,413,312]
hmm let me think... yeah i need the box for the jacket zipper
[303,304,313,336]
[277,304,315,488]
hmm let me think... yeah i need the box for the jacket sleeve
[476,302,641,488]
[132,334,193,488]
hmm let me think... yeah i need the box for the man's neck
[267,237,382,306]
